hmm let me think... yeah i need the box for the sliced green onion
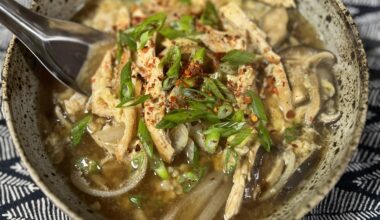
[200,1,221,29]
[232,110,245,122]
[186,141,200,167]
[137,119,154,158]
[160,27,186,39]
[129,195,143,208]
[161,46,182,91]
[221,50,257,66]
[151,155,170,180]
[284,125,302,143]
[117,95,151,108]
[188,101,209,111]
[74,157,101,175]
[227,127,253,147]
[159,15,195,40]
[119,60,134,105]
[117,30,137,59]
[247,91,268,124]
[205,122,247,138]
[223,148,238,175]
[133,12,167,40]
[177,15,195,34]
[71,115,92,147]
[258,121,272,152]
[217,103,234,119]
[214,79,235,101]
[192,47,206,64]
[178,167,207,193]
[203,78,225,100]
[139,30,153,49]
[157,110,203,127]
[204,129,221,154]
[182,88,216,103]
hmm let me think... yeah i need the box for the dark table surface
[0,0,379,219]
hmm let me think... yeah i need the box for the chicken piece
[225,160,249,220]
[91,51,138,160]
[247,142,260,182]
[115,6,131,30]
[258,0,295,8]
[220,3,295,121]
[225,142,260,220]
[227,65,257,111]
[63,93,88,121]
[82,0,130,32]
[199,25,247,53]
[261,8,289,47]
[137,38,176,163]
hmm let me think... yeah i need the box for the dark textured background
[0,0,379,219]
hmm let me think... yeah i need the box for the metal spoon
[0,0,114,95]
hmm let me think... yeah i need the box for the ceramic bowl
[1,0,368,219]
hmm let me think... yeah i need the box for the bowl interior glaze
[1,0,368,219]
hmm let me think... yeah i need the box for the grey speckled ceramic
[1,0,368,219]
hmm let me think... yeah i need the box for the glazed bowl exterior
[1,0,368,219]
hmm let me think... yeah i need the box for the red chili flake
[271,87,279,95]
[214,53,226,60]
[243,96,252,104]
[148,106,154,112]
[183,62,202,78]
[286,110,296,119]
[142,47,149,53]
[169,96,177,103]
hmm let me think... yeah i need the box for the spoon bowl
[0,0,114,94]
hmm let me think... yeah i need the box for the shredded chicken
[91,51,138,160]
[63,93,88,120]
[225,160,249,220]
[199,24,247,53]
[137,38,176,163]
[227,65,257,111]
[225,143,260,220]
[220,3,295,120]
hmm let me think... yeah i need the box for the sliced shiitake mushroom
[280,46,338,125]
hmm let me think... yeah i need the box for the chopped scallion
[204,129,221,154]
[151,155,170,180]
[129,195,143,208]
[247,91,268,124]
[119,60,134,105]
[217,103,234,119]
[200,1,221,29]
[258,121,272,152]
[74,157,101,175]
[71,115,92,147]
[137,119,154,158]
[224,148,238,175]
[221,50,257,66]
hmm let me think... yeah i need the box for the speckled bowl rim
[1,43,85,219]
[1,0,369,219]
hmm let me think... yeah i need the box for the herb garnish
[71,115,92,147]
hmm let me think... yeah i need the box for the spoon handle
[0,0,46,51]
